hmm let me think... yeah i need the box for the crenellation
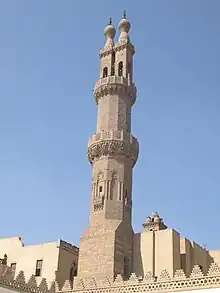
[158,270,171,282]
[173,269,186,280]
[0,263,54,293]
[39,278,49,291]
[61,280,73,291]
[15,271,26,283]
[190,265,204,278]
[55,263,220,293]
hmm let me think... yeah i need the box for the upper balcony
[94,75,135,92]
[93,76,137,105]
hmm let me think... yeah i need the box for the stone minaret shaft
[77,15,139,281]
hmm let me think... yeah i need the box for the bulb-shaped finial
[118,11,131,44]
[104,17,115,47]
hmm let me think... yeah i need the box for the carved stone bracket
[94,82,136,106]
[88,139,139,167]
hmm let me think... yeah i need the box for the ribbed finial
[123,10,126,19]
[108,17,112,25]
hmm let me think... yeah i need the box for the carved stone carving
[143,271,155,283]
[88,140,139,167]
[173,269,186,280]
[93,196,104,211]
[208,262,220,276]
[158,269,171,281]
[99,42,135,58]
[94,83,136,106]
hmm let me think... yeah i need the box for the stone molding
[58,263,220,293]
[0,263,54,293]
[57,240,79,254]
[93,76,136,106]
[99,42,135,58]
[87,131,139,167]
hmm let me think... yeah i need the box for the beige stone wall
[0,237,78,287]
[209,250,220,265]
[191,241,209,273]
[56,246,78,288]
[133,228,181,278]
[133,231,154,276]
[155,229,180,277]
[180,237,193,276]
[0,237,59,286]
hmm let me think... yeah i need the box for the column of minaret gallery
[77,13,139,281]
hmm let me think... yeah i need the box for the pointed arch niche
[110,171,120,200]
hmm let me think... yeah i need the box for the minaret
[77,13,139,281]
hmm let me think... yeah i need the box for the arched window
[118,61,123,77]
[69,262,77,281]
[103,67,108,78]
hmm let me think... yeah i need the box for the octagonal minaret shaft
[77,14,139,281]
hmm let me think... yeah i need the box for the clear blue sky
[0,0,219,250]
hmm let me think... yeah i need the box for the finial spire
[108,17,112,25]
[123,10,126,19]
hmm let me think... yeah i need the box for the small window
[111,52,115,76]
[10,263,16,276]
[118,61,123,77]
[103,67,108,78]
[35,260,43,277]
[99,186,103,193]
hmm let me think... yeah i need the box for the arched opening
[128,61,132,79]
[99,185,103,196]
[110,172,118,200]
[69,262,77,281]
[111,52,115,76]
[103,67,108,78]
[118,61,123,76]
[110,179,116,200]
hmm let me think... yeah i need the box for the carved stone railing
[0,263,55,293]
[93,76,136,105]
[87,130,139,167]
[58,263,220,293]
[94,76,135,91]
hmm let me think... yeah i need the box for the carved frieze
[99,42,135,59]
[93,195,104,211]
[94,83,136,106]
[88,139,139,167]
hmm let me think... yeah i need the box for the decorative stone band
[93,76,136,106]
[87,131,139,167]
[99,42,135,58]
[58,263,220,293]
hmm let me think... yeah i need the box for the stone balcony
[87,130,139,167]
[93,76,137,105]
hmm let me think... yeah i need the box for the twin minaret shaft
[77,14,139,281]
